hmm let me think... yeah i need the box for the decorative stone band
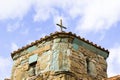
[11,31,109,59]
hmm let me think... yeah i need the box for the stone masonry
[11,32,109,80]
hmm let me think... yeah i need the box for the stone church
[6,20,120,80]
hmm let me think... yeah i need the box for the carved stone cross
[56,19,67,32]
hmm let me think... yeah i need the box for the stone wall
[11,32,108,80]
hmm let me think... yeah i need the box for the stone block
[35,76,43,80]
[79,52,84,58]
[72,43,79,51]
[22,63,29,71]
[15,58,21,66]
[37,51,52,72]
[88,61,97,77]
[98,55,107,65]
[21,59,27,65]
[52,43,59,50]
[29,54,38,64]
[20,51,27,56]
[52,43,68,51]
[53,38,61,43]
[50,50,59,71]
[13,54,19,60]
[67,49,71,56]
[72,38,81,45]
[28,67,35,77]
[33,45,51,55]
[27,76,36,80]
[61,38,69,43]
[27,46,37,53]
[44,41,51,46]
[68,43,72,49]
[13,66,25,80]
[58,52,63,70]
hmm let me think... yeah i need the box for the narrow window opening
[29,62,36,77]
[86,58,90,74]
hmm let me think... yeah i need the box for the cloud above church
[0,0,120,33]
[0,0,33,20]
[32,0,120,32]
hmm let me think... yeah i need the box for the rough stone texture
[4,79,10,80]
[11,32,109,80]
[103,75,120,80]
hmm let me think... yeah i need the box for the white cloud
[107,45,120,77]
[1,0,120,32]
[7,22,22,32]
[0,56,12,79]
[11,43,19,52]
[0,0,33,20]
[32,0,120,33]
[33,0,71,22]
[76,0,120,32]
[33,0,59,22]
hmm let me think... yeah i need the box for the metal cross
[56,19,67,32]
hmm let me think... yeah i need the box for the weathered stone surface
[53,38,61,43]
[28,67,35,77]
[88,60,97,77]
[27,46,37,53]
[38,51,52,72]
[29,54,38,64]
[11,33,109,80]
[35,76,43,80]
[72,43,79,51]
[13,54,19,60]
[61,38,69,43]
[33,45,51,55]
[22,63,29,71]
[104,75,120,80]
[13,66,25,80]
[52,43,68,51]
[72,38,109,59]
[50,50,59,71]
[21,59,27,65]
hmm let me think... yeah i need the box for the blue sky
[0,0,120,79]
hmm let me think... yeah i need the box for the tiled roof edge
[11,31,109,57]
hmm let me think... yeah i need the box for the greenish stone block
[29,54,38,64]
[73,38,81,45]
[27,46,37,53]
[50,50,59,70]
[72,43,79,51]
[72,38,108,59]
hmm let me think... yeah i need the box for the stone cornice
[11,31,109,58]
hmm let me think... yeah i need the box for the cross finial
[56,19,67,32]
